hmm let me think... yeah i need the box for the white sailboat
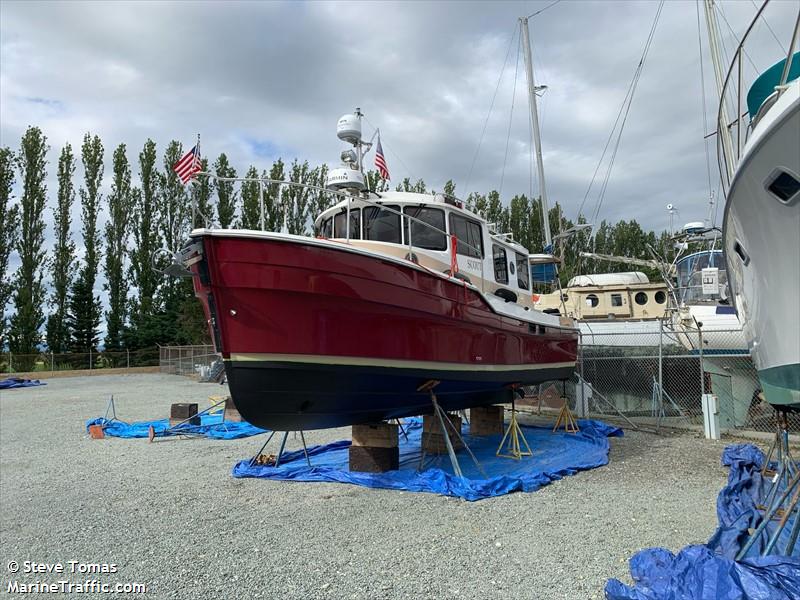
[705,0,800,409]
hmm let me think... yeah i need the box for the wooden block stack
[470,405,505,436]
[349,422,399,472]
[421,413,463,454]
[223,396,243,422]
[170,403,200,427]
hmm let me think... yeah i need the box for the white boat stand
[416,380,485,479]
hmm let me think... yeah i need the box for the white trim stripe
[227,353,574,372]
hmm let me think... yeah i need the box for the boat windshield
[676,250,729,304]
[363,205,401,243]
[402,206,447,251]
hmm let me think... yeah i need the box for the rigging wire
[717,1,760,73]
[750,0,788,54]
[462,23,519,198]
[578,0,664,229]
[527,0,563,20]
[499,33,522,200]
[695,0,716,226]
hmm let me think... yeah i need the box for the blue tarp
[605,443,800,600]
[86,413,267,440]
[232,417,622,501]
[0,377,46,389]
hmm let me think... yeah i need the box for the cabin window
[585,294,599,308]
[363,204,401,243]
[492,245,508,284]
[516,253,529,290]
[402,206,447,251]
[333,208,361,239]
[319,217,332,238]
[634,291,648,305]
[449,214,483,258]
[654,291,667,304]
[766,169,800,203]
[611,294,623,307]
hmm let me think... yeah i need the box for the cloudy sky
[1,0,796,240]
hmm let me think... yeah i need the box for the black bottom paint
[225,360,573,430]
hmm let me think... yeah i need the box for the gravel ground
[0,374,740,599]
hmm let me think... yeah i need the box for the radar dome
[337,113,362,144]
[326,167,366,192]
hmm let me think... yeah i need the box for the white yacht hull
[723,81,800,408]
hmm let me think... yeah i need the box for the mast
[702,0,737,182]
[520,16,552,249]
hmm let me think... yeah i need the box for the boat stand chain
[497,396,532,460]
[249,429,312,468]
[736,410,800,559]
[416,380,485,479]
[148,396,229,442]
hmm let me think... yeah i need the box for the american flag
[173,144,202,184]
[374,134,390,180]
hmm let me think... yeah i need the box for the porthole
[654,291,667,304]
[766,169,800,204]
[509,261,515,275]
[734,240,751,266]
[585,294,599,308]
[635,292,648,305]
[561,294,569,302]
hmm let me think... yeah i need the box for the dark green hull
[759,363,800,411]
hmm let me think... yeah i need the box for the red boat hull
[189,232,577,430]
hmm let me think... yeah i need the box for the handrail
[193,171,487,292]
[714,1,800,193]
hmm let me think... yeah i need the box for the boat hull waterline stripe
[227,353,574,372]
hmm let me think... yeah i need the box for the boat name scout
[22,562,118,574]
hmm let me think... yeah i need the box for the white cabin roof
[567,272,650,287]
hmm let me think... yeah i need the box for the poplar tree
[264,158,285,231]
[45,144,76,353]
[284,160,312,235]
[67,133,104,359]
[0,147,20,350]
[240,165,261,229]
[128,139,161,342]
[8,127,48,368]
[156,141,191,330]
[308,164,333,226]
[364,169,390,193]
[103,143,132,350]
[213,153,237,228]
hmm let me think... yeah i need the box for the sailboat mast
[520,16,552,249]
[702,0,737,182]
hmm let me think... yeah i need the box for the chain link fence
[158,344,220,378]
[0,347,160,375]
[530,322,797,435]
